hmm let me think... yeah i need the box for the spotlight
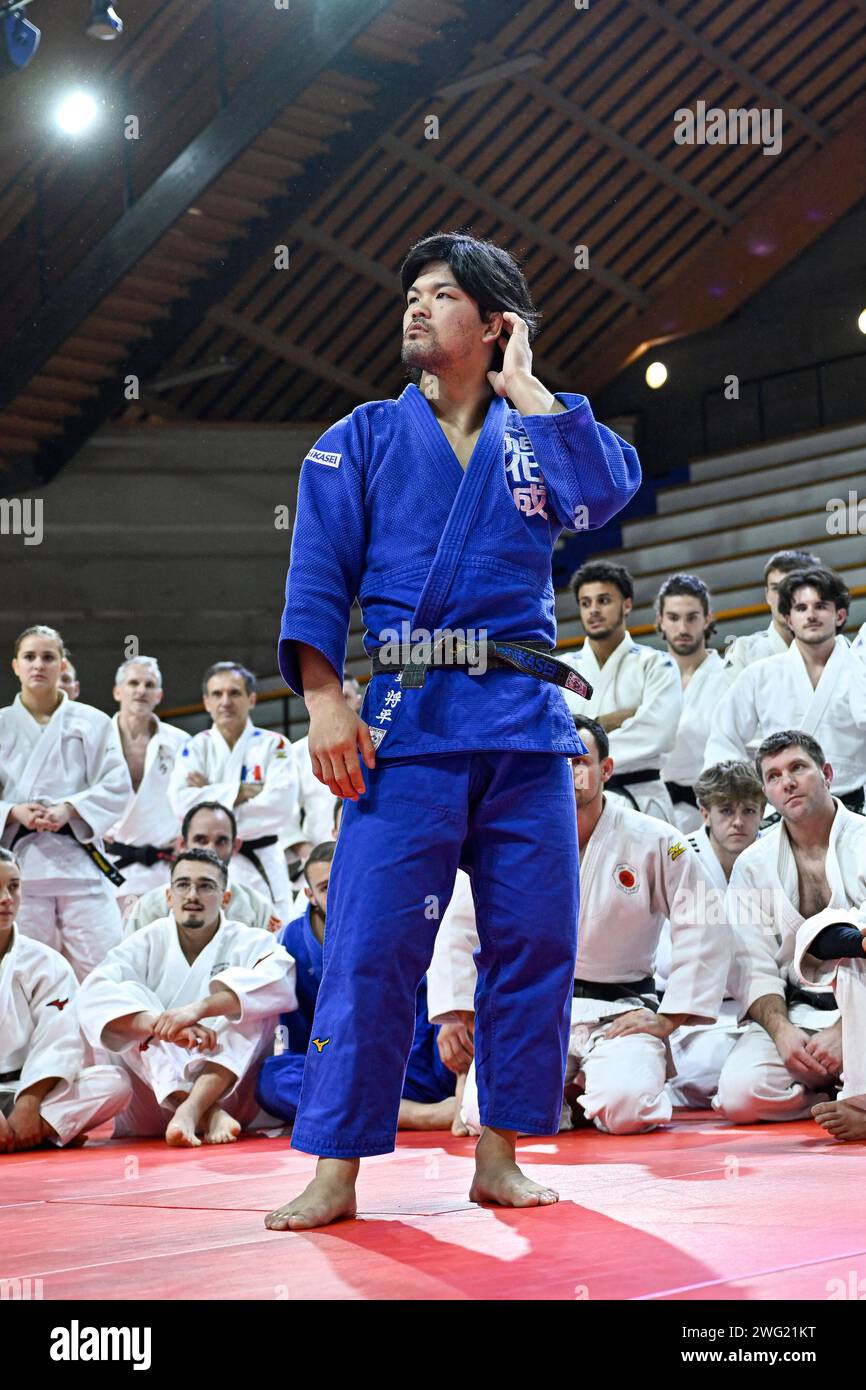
[645,361,668,389]
[86,4,122,40]
[56,89,99,135]
[1,11,40,75]
[858,309,866,336]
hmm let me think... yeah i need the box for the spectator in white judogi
[657,760,763,1107]
[0,625,131,980]
[792,904,866,1142]
[853,621,866,660]
[284,677,356,861]
[722,548,821,679]
[0,849,130,1152]
[124,801,280,935]
[714,730,866,1124]
[561,562,681,821]
[104,657,187,911]
[656,573,731,832]
[430,716,730,1135]
[704,568,866,815]
[77,849,296,1147]
[169,663,298,922]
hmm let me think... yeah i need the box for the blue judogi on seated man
[257,843,455,1128]
[264,232,641,1233]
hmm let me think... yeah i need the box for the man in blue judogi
[265,233,640,1231]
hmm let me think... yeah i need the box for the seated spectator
[77,849,296,1147]
[714,731,866,1124]
[257,842,456,1131]
[561,562,681,821]
[123,802,281,934]
[657,760,763,1107]
[704,568,866,814]
[429,717,730,1135]
[0,849,130,1152]
[722,548,821,679]
[656,573,731,832]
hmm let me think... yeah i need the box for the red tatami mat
[3,1112,865,1301]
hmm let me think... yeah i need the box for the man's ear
[600,756,615,785]
[482,310,504,345]
[222,887,232,908]
[623,596,634,617]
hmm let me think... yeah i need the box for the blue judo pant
[290,750,579,1159]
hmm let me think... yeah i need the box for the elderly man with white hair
[104,656,188,906]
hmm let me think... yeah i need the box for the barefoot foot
[203,1106,241,1145]
[812,1099,866,1141]
[469,1128,559,1208]
[165,1100,201,1148]
[265,1172,358,1231]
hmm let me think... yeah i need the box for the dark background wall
[595,197,866,479]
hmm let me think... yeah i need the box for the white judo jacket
[428,798,730,1028]
[725,800,866,1028]
[0,693,132,891]
[106,715,188,894]
[661,649,731,787]
[561,636,682,777]
[703,637,866,796]
[0,926,83,1099]
[722,621,788,680]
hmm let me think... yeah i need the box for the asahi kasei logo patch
[305,448,341,468]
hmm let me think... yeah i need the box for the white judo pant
[1,1066,132,1147]
[108,986,279,1137]
[713,1021,836,1123]
[461,1020,671,1136]
[17,882,123,982]
[667,1003,744,1108]
[829,959,866,1112]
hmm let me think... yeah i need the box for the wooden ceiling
[1,0,865,483]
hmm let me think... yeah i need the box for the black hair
[570,560,634,604]
[762,549,822,584]
[572,715,610,762]
[776,567,849,626]
[303,840,336,884]
[170,847,229,886]
[181,800,238,843]
[755,730,826,779]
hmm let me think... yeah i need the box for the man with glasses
[77,849,296,1147]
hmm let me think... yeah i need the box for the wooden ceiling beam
[378,134,649,307]
[628,0,830,144]
[207,306,381,401]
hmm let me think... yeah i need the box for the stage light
[858,309,866,335]
[56,89,99,135]
[1,10,40,75]
[645,361,668,389]
[86,3,122,39]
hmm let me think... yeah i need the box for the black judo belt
[665,780,698,809]
[786,983,838,1013]
[573,974,659,1010]
[606,768,661,811]
[371,638,594,700]
[238,835,278,899]
[0,1069,22,1085]
[9,822,126,887]
[106,841,175,871]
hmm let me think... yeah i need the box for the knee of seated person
[714,1065,782,1124]
[594,1090,663,1135]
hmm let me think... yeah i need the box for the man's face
[12,638,64,695]
[761,747,832,822]
[764,568,788,622]
[0,862,22,930]
[114,664,162,719]
[184,809,237,865]
[304,860,332,918]
[203,672,254,733]
[784,585,845,646]
[401,261,501,378]
[59,666,80,700]
[701,800,762,857]
[577,582,631,641]
[168,863,228,931]
[658,594,709,657]
[570,728,613,807]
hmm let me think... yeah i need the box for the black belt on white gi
[238,835,278,899]
[106,841,175,870]
[9,823,126,888]
[665,780,698,809]
[573,975,658,1010]
[0,1069,22,1084]
[786,984,838,1013]
[370,639,593,699]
